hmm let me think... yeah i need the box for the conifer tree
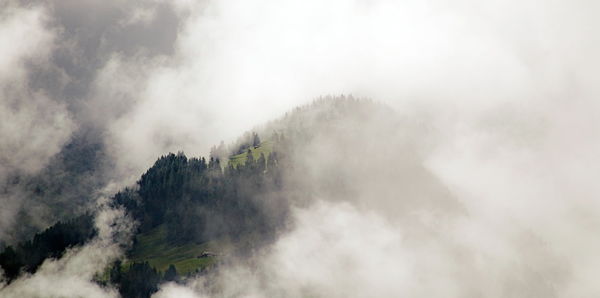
[164,264,178,282]
[252,132,261,148]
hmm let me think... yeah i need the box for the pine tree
[252,132,261,148]
[164,264,178,282]
[257,153,266,173]
[246,149,254,164]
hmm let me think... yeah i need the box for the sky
[1,0,600,297]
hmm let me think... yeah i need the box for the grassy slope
[228,140,273,168]
[127,225,216,275]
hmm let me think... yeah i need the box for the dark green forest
[0,214,96,282]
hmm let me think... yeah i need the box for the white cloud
[99,0,598,183]
[0,199,134,298]
[0,2,73,176]
[0,2,75,242]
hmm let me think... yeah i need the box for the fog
[0,200,135,298]
[1,0,600,297]
[0,2,75,243]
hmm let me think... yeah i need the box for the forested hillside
[0,214,96,282]
[0,97,389,297]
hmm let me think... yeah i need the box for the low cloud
[0,2,72,177]
[0,198,135,297]
[0,2,75,243]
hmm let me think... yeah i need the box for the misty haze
[1,0,600,297]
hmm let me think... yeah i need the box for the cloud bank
[0,199,134,297]
[0,1,75,243]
